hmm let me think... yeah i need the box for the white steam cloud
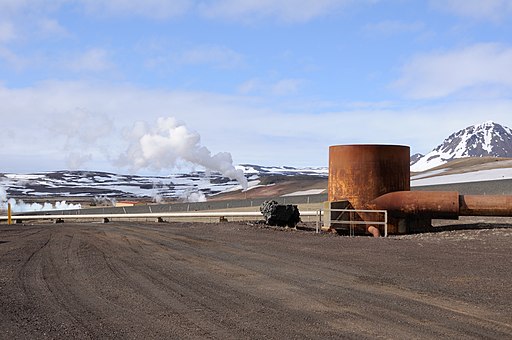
[0,185,81,213]
[93,195,117,207]
[50,109,114,169]
[0,186,6,203]
[182,190,207,203]
[116,117,248,190]
[151,182,166,204]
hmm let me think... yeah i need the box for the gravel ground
[0,220,511,339]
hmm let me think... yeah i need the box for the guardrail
[17,194,329,217]
[2,208,389,237]
[326,208,388,237]
[0,210,324,226]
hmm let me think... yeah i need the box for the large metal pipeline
[459,195,512,216]
[371,191,512,219]
[370,191,459,219]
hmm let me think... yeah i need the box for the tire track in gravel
[52,227,199,339]
[1,222,511,339]
[98,223,512,339]
[0,226,51,338]
[90,226,316,339]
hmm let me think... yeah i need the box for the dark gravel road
[0,221,511,339]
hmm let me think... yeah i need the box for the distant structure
[115,201,141,208]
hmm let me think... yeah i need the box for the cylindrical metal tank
[328,144,410,208]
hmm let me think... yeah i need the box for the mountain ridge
[411,121,512,172]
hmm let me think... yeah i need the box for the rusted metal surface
[328,145,410,208]
[371,191,459,219]
[459,195,512,216]
[372,192,512,218]
[327,144,512,235]
[328,144,410,235]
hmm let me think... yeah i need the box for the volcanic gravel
[0,220,511,339]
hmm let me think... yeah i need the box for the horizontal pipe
[371,191,460,219]
[0,210,323,221]
[372,191,512,219]
[459,195,512,217]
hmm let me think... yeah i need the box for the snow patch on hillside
[412,121,512,172]
[0,165,327,201]
[282,189,326,197]
[411,168,512,186]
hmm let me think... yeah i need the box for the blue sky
[1,0,512,174]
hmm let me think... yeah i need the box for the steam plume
[50,109,114,169]
[93,195,117,207]
[0,185,81,213]
[116,117,248,189]
[0,186,6,203]
[181,190,207,203]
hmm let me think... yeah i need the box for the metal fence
[25,194,328,217]
[0,210,324,226]
[1,194,327,225]
[325,208,388,237]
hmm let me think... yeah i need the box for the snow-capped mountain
[410,153,424,166]
[411,121,512,172]
[0,165,327,201]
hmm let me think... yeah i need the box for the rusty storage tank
[328,144,410,234]
[328,144,410,205]
[327,143,512,235]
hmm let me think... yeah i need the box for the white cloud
[393,43,512,99]
[51,109,114,144]
[175,44,244,69]
[49,108,114,169]
[430,0,512,21]
[145,44,244,71]
[0,0,65,16]
[238,78,261,94]
[37,18,69,38]
[0,21,16,43]
[0,2,69,45]
[238,78,303,96]
[198,0,361,23]
[0,0,374,23]
[364,20,424,36]
[79,0,192,19]
[2,80,512,172]
[0,80,263,171]
[0,47,29,70]
[66,48,114,72]
[271,78,303,96]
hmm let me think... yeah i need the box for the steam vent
[326,144,512,236]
